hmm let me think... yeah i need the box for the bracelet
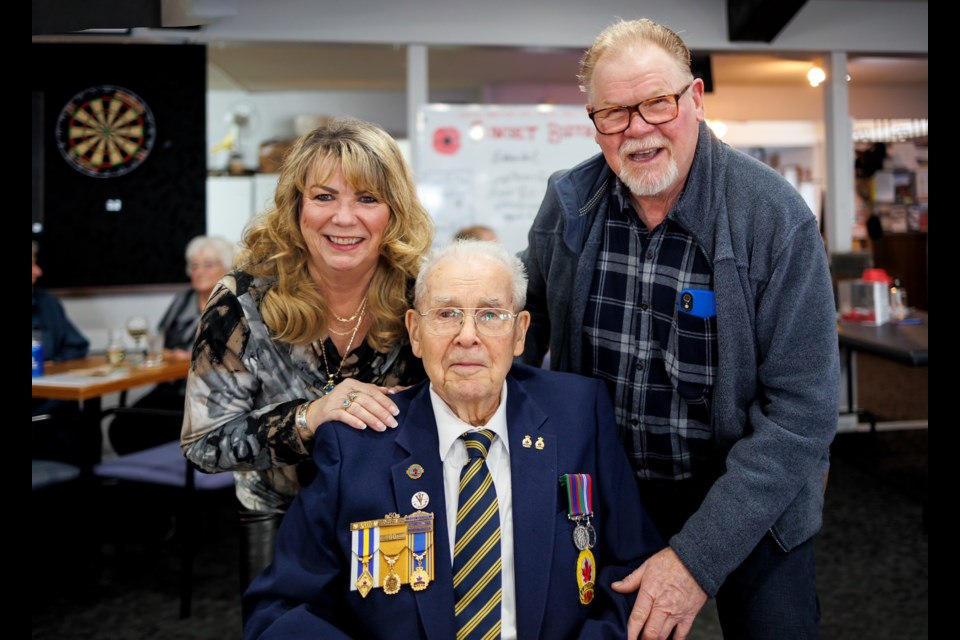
[295,401,313,439]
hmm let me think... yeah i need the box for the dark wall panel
[32,42,206,289]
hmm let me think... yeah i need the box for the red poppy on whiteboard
[433,127,461,155]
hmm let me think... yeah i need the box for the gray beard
[619,156,679,197]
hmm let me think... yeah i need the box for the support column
[823,51,855,254]
[406,44,428,173]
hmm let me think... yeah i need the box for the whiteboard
[415,105,599,256]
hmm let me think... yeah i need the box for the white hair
[414,239,527,311]
[185,235,235,272]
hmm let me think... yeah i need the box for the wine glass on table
[126,315,149,365]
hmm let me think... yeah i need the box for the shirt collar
[432,383,510,462]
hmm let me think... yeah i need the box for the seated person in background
[242,239,663,639]
[33,240,90,463]
[452,224,499,243]
[32,240,89,368]
[108,235,234,455]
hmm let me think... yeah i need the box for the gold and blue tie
[453,429,502,640]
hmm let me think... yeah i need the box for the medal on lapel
[406,511,435,591]
[560,473,596,605]
[378,514,407,596]
[349,511,435,597]
[350,523,379,598]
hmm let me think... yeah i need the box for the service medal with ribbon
[350,523,379,598]
[406,510,434,591]
[560,473,596,605]
[349,511,435,597]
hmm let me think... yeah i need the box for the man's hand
[611,547,708,640]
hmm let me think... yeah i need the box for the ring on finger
[342,390,360,409]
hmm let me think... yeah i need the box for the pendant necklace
[332,297,367,323]
[315,300,367,395]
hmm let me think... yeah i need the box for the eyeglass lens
[424,308,514,335]
[591,84,690,134]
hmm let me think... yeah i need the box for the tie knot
[461,429,494,460]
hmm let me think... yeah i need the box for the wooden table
[837,310,928,422]
[32,356,190,466]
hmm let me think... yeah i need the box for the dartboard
[55,85,157,178]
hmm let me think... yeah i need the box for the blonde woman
[181,118,434,586]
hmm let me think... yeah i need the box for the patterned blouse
[181,270,426,513]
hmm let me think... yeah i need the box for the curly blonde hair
[578,18,693,98]
[238,118,435,350]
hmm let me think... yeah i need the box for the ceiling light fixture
[807,66,826,87]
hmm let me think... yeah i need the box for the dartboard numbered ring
[55,85,157,179]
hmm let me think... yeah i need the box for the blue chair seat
[94,440,234,490]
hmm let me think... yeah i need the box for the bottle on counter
[32,330,44,377]
[889,278,909,321]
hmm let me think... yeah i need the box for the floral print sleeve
[181,273,310,476]
[180,270,427,513]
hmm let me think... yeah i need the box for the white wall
[208,89,407,171]
[61,291,182,353]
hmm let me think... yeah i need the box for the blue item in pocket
[678,289,716,318]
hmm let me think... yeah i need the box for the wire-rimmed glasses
[418,307,517,336]
[588,83,692,134]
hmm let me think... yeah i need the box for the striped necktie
[453,429,502,640]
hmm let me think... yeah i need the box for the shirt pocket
[661,310,719,404]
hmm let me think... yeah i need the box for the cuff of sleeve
[295,401,313,441]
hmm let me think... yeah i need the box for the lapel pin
[406,463,425,480]
[535,437,545,450]
[411,491,430,510]
[522,435,532,448]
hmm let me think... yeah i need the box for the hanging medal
[560,473,596,605]
[378,514,407,596]
[406,511,435,591]
[350,524,379,598]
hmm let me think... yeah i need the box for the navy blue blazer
[243,363,663,639]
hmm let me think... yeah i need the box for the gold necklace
[316,301,366,395]
[332,297,367,323]
[328,298,368,335]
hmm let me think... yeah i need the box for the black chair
[93,438,235,618]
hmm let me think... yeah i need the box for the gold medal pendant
[382,553,402,595]
[576,548,596,605]
[378,514,407,596]
[410,551,430,591]
[356,554,374,598]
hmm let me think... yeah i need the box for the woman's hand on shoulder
[305,382,401,434]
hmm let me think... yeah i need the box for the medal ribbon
[350,525,378,591]
[560,473,593,518]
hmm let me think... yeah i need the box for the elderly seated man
[242,239,663,640]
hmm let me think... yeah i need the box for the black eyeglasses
[588,83,692,134]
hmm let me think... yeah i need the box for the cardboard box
[258,140,295,174]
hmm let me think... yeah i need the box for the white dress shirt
[431,383,517,640]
